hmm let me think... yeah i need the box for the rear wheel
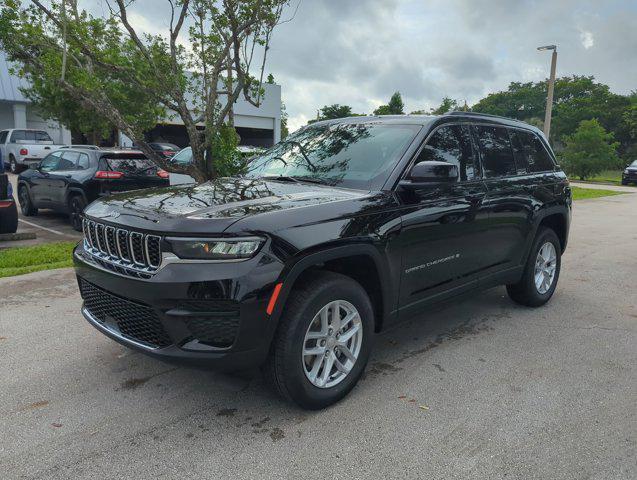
[264,271,374,409]
[507,227,561,307]
[9,156,21,174]
[18,185,37,216]
[68,195,86,231]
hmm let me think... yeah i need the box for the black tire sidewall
[18,185,32,215]
[281,276,374,409]
[69,195,86,230]
[523,228,562,305]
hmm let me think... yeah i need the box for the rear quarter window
[517,131,555,172]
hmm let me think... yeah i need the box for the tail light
[162,151,175,157]
[94,170,124,179]
[19,148,28,155]
[157,169,169,179]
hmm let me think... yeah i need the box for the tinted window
[0,131,7,143]
[246,124,421,189]
[474,126,516,178]
[10,130,25,142]
[517,131,554,172]
[35,131,52,141]
[59,151,80,171]
[40,152,61,172]
[78,153,90,170]
[509,131,529,175]
[417,125,476,181]
[104,155,155,174]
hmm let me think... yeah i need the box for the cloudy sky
[99,0,637,131]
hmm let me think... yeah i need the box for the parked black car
[18,148,169,231]
[148,142,180,159]
[0,151,18,234]
[621,160,637,185]
[74,112,571,409]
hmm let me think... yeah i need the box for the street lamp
[537,45,557,139]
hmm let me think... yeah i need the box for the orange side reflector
[266,283,283,315]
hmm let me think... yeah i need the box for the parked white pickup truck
[0,129,62,173]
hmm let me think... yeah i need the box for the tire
[18,184,38,216]
[9,156,20,174]
[621,180,629,186]
[263,271,374,410]
[507,227,561,307]
[0,198,18,234]
[68,194,87,231]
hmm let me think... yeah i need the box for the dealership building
[1,51,281,149]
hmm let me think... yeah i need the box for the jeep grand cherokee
[73,112,571,409]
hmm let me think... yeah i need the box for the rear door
[398,124,490,314]
[46,150,82,208]
[30,151,61,206]
[473,125,534,278]
[99,154,167,193]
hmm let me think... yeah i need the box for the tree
[429,96,459,115]
[471,76,634,153]
[560,119,619,180]
[0,0,289,183]
[308,104,362,124]
[373,91,404,115]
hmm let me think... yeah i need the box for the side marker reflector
[266,283,283,315]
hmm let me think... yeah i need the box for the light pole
[537,45,557,139]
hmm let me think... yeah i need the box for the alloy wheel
[534,242,557,294]
[302,300,363,388]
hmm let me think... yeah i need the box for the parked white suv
[0,129,61,173]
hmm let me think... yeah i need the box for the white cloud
[580,30,595,49]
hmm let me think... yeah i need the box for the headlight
[624,169,630,174]
[168,237,264,260]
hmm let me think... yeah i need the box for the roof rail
[446,111,521,122]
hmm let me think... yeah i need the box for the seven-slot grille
[82,218,162,276]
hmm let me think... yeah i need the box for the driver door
[397,124,489,315]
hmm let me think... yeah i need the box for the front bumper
[74,241,284,371]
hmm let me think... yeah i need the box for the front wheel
[18,185,37,216]
[507,227,561,307]
[68,195,87,231]
[263,271,374,409]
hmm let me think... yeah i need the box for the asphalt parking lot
[1,191,636,479]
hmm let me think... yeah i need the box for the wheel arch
[65,187,88,206]
[269,244,393,334]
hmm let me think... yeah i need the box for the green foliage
[207,125,244,177]
[374,92,404,115]
[308,104,363,124]
[560,119,619,180]
[428,97,459,115]
[471,76,635,156]
[0,0,289,182]
[0,241,76,278]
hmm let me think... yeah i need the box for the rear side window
[516,131,555,173]
[417,125,477,181]
[59,151,80,170]
[0,131,7,143]
[78,153,90,170]
[474,126,516,178]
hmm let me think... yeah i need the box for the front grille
[79,279,171,348]
[82,218,162,277]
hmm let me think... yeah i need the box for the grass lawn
[571,186,626,201]
[0,241,76,278]
[575,170,626,186]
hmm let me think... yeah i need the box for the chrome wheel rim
[302,300,363,389]
[534,242,557,294]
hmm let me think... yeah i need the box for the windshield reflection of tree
[248,124,373,185]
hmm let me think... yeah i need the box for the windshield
[245,123,421,190]
[631,160,637,167]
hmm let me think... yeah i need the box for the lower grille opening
[79,279,172,348]
[184,316,239,349]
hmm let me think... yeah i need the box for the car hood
[84,177,368,234]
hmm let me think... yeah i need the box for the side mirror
[400,160,458,188]
[29,162,40,170]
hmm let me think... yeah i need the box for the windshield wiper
[261,175,328,186]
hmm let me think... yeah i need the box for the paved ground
[1,173,80,249]
[1,193,636,480]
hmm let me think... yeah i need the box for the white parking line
[18,218,72,237]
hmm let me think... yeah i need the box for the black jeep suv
[74,112,571,409]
